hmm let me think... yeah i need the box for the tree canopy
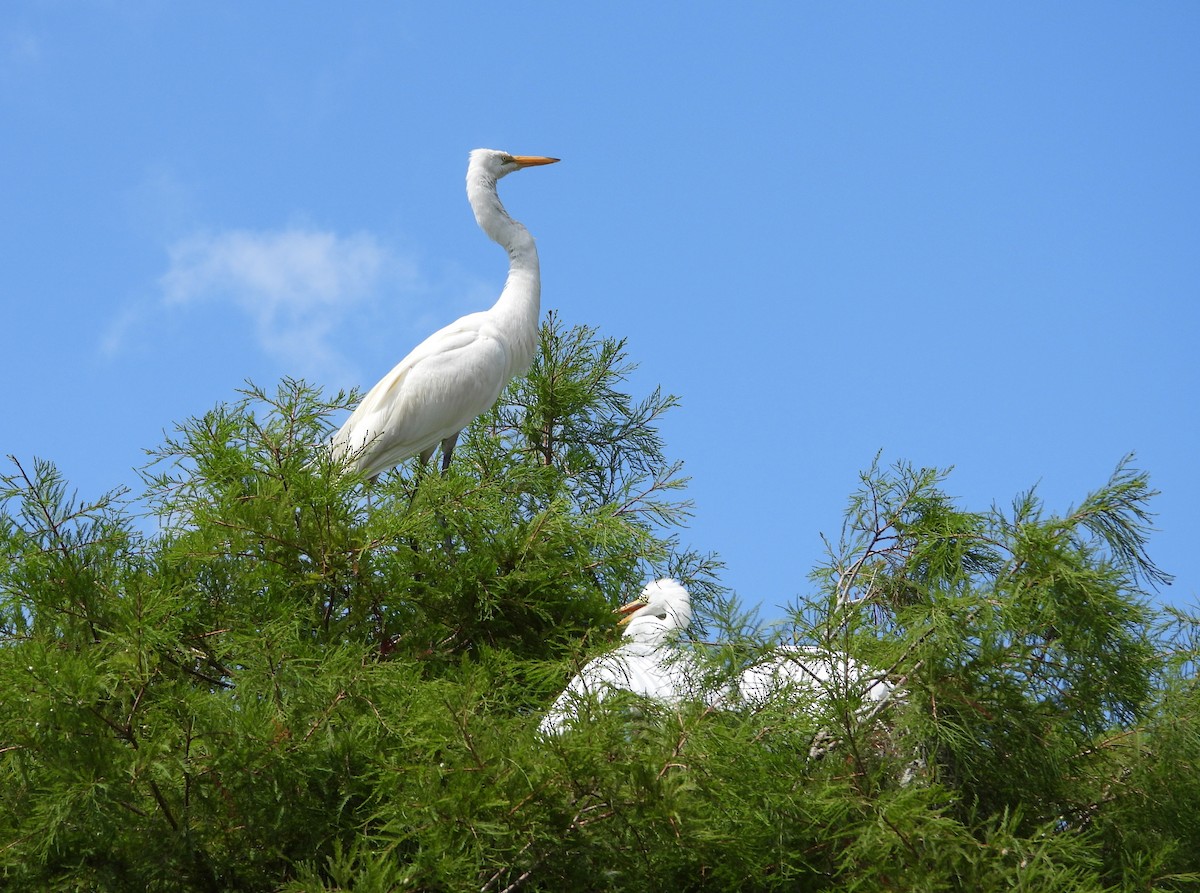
[2,314,1197,891]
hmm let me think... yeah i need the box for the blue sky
[2,3,1197,618]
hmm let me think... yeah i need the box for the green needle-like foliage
[1,318,1197,892]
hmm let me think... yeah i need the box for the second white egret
[539,579,705,736]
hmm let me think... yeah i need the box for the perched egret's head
[469,148,560,181]
[614,578,692,644]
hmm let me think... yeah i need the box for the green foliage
[2,317,1197,891]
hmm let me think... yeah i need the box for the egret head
[469,148,560,181]
[615,578,692,644]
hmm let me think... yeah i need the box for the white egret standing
[332,149,559,479]
[538,579,705,736]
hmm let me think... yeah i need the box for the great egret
[538,579,706,736]
[332,149,559,479]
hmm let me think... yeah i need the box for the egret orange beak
[614,597,646,627]
[512,155,560,167]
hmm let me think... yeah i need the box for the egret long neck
[466,171,541,378]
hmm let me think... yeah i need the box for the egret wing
[334,319,509,476]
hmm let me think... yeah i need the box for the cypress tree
[1,316,1196,891]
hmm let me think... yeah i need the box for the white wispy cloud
[153,226,413,381]
[162,226,386,309]
[102,210,498,390]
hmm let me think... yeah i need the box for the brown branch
[300,691,348,745]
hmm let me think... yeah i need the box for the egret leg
[429,432,462,553]
[439,431,461,476]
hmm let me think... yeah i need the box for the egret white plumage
[732,645,893,711]
[538,579,705,736]
[723,646,896,761]
[332,149,559,479]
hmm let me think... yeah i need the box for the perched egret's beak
[512,155,560,168]
[614,596,647,628]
